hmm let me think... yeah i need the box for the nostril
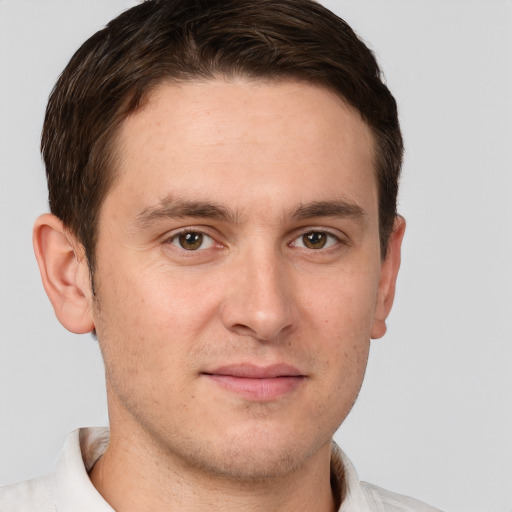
[231,324,258,337]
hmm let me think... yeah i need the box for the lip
[202,363,305,401]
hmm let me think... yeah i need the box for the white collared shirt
[0,428,442,511]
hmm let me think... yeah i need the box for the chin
[178,426,329,483]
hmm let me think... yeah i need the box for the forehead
[108,78,377,220]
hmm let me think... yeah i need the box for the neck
[89,424,337,512]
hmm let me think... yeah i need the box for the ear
[371,215,406,339]
[33,214,95,334]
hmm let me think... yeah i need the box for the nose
[220,249,297,342]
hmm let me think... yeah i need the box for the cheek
[306,268,380,338]
[303,268,377,390]
[92,269,204,419]
[92,261,221,371]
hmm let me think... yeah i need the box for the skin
[33,79,405,512]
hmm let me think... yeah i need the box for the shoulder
[0,473,55,512]
[361,482,444,512]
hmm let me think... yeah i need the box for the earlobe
[371,215,406,339]
[33,214,95,334]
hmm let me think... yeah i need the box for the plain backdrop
[0,1,511,511]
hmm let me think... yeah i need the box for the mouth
[202,363,306,401]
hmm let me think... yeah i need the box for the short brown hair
[42,0,403,273]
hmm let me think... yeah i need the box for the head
[34,0,406,489]
[41,0,402,277]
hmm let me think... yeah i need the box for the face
[88,79,397,480]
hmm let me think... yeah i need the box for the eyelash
[164,227,345,253]
[165,229,219,252]
[289,230,342,251]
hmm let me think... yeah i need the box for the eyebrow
[292,200,366,222]
[134,196,366,229]
[134,197,236,228]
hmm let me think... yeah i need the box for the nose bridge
[221,243,295,341]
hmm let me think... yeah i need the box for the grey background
[0,1,511,511]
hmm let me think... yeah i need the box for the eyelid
[163,226,224,251]
[288,227,347,250]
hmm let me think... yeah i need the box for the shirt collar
[54,428,113,512]
[331,442,372,511]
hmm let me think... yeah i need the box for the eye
[169,231,216,251]
[291,231,339,250]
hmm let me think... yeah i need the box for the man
[0,0,442,510]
